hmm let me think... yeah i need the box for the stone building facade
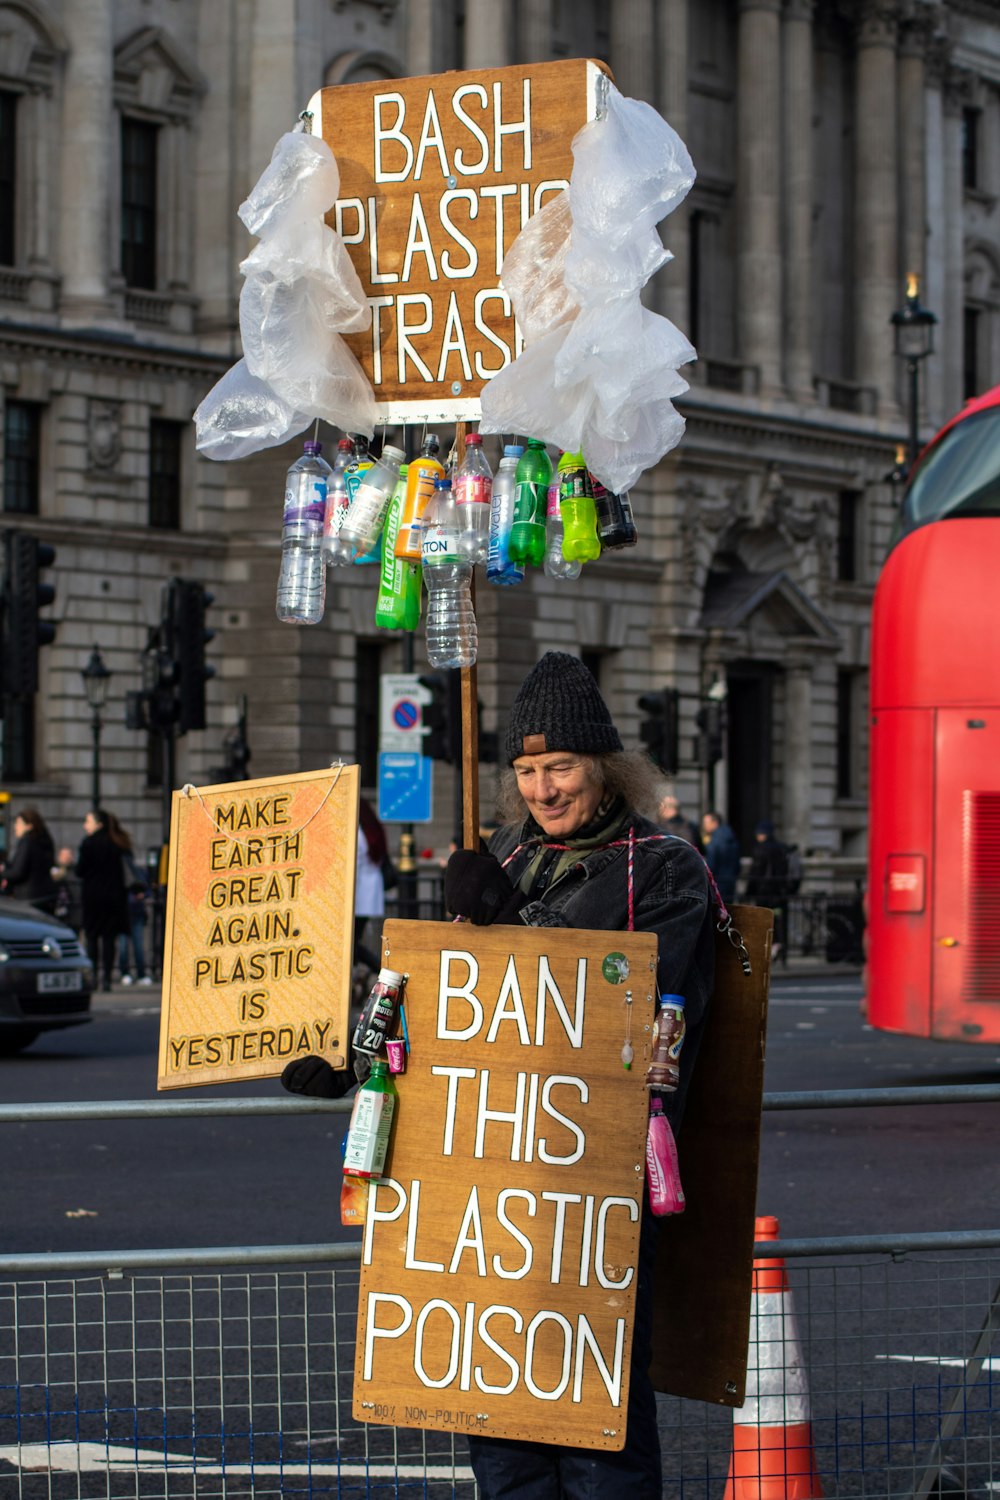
[0,0,998,866]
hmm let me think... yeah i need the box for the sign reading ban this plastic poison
[157,765,360,1090]
[306,58,609,425]
[354,919,656,1450]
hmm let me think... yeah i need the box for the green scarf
[516,796,631,898]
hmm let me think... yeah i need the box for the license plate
[37,971,83,994]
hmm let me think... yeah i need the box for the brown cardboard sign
[353,919,656,1450]
[157,765,359,1091]
[307,58,610,424]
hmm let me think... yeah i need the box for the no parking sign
[380,674,431,752]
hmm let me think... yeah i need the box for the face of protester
[83,812,100,836]
[13,816,27,839]
[512,751,604,838]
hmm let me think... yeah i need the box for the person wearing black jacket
[76,809,130,991]
[1,807,58,914]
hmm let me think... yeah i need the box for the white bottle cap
[379,967,405,986]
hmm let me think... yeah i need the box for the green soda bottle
[509,440,551,567]
[559,452,602,563]
[375,467,421,631]
[343,1058,398,1180]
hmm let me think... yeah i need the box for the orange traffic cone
[723,1215,824,1500]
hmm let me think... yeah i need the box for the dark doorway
[726,665,774,850]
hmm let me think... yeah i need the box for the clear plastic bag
[193,360,311,462]
[499,192,578,346]
[238,132,341,239]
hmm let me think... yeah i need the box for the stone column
[194,0,238,343]
[659,0,690,335]
[853,1,900,411]
[898,14,929,289]
[25,88,52,270]
[736,0,784,394]
[783,0,815,403]
[464,0,512,70]
[518,0,552,63]
[249,0,297,183]
[941,70,968,416]
[58,0,114,318]
[610,0,656,103]
[783,658,813,852]
[407,0,460,76]
[922,37,949,428]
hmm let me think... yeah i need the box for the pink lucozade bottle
[645,1097,685,1216]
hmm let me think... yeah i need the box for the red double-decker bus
[866,383,1000,1042]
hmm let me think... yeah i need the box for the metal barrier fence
[3,1089,999,1499]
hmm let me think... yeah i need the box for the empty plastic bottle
[559,452,602,563]
[375,467,422,632]
[486,445,524,587]
[454,432,493,564]
[338,443,405,559]
[421,478,477,668]
[543,472,581,580]
[395,433,444,561]
[590,472,639,550]
[276,439,332,625]
[322,437,357,567]
[510,440,551,568]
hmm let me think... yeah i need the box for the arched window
[324,50,402,88]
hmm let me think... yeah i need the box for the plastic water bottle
[590,472,639,550]
[454,432,493,564]
[322,437,356,567]
[338,443,405,558]
[395,433,444,561]
[559,452,602,563]
[487,445,524,587]
[544,472,582,580]
[510,439,551,567]
[343,1058,398,1180]
[375,468,421,631]
[421,478,477,668]
[276,439,332,625]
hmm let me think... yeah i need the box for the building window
[121,117,158,290]
[2,696,35,782]
[962,108,980,192]
[3,401,41,515]
[837,490,861,583]
[964,306,982,402]
[356,641,382,787]
[0,90,16,267]
[149,420,182,530]
[836,669,859,800]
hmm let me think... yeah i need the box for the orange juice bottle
[395,433,444,560]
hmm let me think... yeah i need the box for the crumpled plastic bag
[195,129,377,459]
[480,83,696,494]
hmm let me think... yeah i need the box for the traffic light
[167,578,215,735]
[418,670,462,763]
[637,687,679,773]
[695,702,725,768]
[2,531,57,697]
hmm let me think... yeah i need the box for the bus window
[901,406,1000,536]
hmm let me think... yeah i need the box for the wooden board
[307,58,610,423]
[651,904,773,1405]
[157,765,360,1090]
[353,919,657,1449]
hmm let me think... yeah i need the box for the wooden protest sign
[157,765,359,1091]
[306,57,610,424]
[354,919,657,1449]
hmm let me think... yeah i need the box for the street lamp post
[81,645,112,810]
[891,275,938,472]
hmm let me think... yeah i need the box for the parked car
[0,896,93,1054]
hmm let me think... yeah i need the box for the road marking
[878,1355,1000,1370]
[0,1442,473,1480]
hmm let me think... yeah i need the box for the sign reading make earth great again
[307,58,609,424]
[157,765,359,1091]
[353,919,656,1450]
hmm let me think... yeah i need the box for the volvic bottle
[421,478,477,668]
[454,432,493,564]
[338,443,405,559]
[343,1058,398,1180]
[559,452,602,563]
[276,439,333,625]
[487,445,524,587]
[590,472,639,550]
[395,433,444,561]
[321,437,356,567]
[510,439,551,568]
[375,467,421,631]
[543,471,581,580]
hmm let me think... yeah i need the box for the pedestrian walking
[701,810,742,906]
[355,797,390,970]
[657,789,700,846]
[76,809,130,992]
[107,815,151,986]
[745,819,794,960]
[0,807,59,914]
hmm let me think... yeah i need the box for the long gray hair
[495,750,662,827]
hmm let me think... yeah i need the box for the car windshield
[899,406,1000,537]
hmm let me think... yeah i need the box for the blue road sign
[377,751,433,824]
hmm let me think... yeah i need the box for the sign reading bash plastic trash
[307,58,609,424]
[354,919,656,1449]
[157,765,359,1090]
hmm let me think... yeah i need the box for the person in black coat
[76,809,130,991]
[700,809,742,906]
[1,807,58,914]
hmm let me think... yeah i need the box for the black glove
[281,1054,350,1099]
[444,849,528,926]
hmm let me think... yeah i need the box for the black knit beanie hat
[504,652,624,765]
